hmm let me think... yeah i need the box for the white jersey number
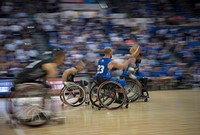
[97,65,104,74]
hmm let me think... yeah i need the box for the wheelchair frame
[89,78,129,110]
[6,83,65,128]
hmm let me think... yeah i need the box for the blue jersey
[122,64,131,78]
[96,58,112,80]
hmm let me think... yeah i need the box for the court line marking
[1,100,26,135]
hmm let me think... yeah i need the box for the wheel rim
[62,84,86,107]
[124,80,142,102]
[89,84,103,108]
[98,81,126,110]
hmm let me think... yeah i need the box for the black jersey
[16,59,53,80]
[66,74,75,82]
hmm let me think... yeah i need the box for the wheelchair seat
[94,76,108,86]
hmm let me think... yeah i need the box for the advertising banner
[0,79,13,95]
[47,78,64,91]
[47,78,80,91]
[0,78,81,96]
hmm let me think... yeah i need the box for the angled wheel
[97,81,127,110]
[61,83,86,107]
[89,82,103,109]
[140,88,149,102]
[8,83,51,127]
[59,87,65,103]
[139,77,150,101]
[124,79,142,102]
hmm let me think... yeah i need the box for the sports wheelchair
[60,81,90,107]
[89,76,129,110]
[122,66,149,102]
[6,83,65,127]
[124,77,149,102]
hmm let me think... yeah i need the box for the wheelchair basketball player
[95,46,140,103]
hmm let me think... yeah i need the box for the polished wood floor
[1,89,200,135]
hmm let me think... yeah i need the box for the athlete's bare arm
[42,63,58,81]
[108,57,135,70]
[62,67,76,82]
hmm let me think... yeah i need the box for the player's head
[103,47,113,58]
[52,49,66,65]
[75,60,85,71]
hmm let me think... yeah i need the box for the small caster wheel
[85,101,89,105]
[98,107,101,110]
[125,104,129,108]
[92,105,94,108]
[144,98,148,102]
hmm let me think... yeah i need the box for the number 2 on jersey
[97,65,104,74]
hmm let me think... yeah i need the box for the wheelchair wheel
[89,82,103,109]
[124,80,142,102]
[61,83,86,107]
[139,77,150,102]
[140,88,149,102]
[59,87,65,103]
[97,81,127,110]
[7,84,51,127]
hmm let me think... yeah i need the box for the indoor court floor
[0,89,200,135]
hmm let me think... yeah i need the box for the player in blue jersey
[122,53,142,80]
[95,47,140,103]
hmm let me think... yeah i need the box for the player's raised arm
[108,46,141,70]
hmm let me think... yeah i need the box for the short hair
[103,47,112,55]
[52,49,66,58]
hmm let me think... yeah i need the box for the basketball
[130,46,141,57]
[128,67,135,73]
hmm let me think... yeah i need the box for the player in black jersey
[12,49,66,89]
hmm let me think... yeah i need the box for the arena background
[0,0,199,96]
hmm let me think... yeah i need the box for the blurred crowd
[0,17,39,77]
[0,0,199,89]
